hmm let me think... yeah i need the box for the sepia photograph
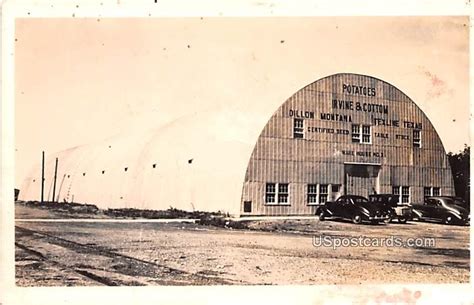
[2,3,472,303]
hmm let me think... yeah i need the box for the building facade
[240,74,454,215]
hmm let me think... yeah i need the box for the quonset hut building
[19,74,454,216]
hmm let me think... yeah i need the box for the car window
[445,198,463,206]
[426,199,441,206]
[353,197,369,204]
[443,198,455,205]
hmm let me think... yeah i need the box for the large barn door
[344,164,380,197]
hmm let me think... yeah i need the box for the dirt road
[15,205,470,286]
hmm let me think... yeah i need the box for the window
[265,183,289,204]
[401,186,410,203]
[424,187,431,198]
[243,201,252,213]
[307,184,318,204]
[352,124,371,144]
[424,187,441,199]
[331,184,341,193]
[426,198,439,207]
[307,184,335,205]
[362,125,371,143]
[319,184,328,204]
[392,186,400,196]
[293,119,304,139]
[392,186,410,204]
[265,183,276,203]
[413,130,421,147]
[278,183,289,203]
[351,124,360,142]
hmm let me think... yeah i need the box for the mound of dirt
[22,201,99,214]
[103,207,224,219]
[197,215,249,229]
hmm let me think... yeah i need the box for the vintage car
[316,195,390,224]
[368,194,412,223]
[411,196,470,225]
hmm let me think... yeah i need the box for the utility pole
[56,173,66,203]
[52,157,58,203]
[41,151,45,203]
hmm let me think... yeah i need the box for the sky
[14,16,469,187]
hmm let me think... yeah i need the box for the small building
[19,74,454,216]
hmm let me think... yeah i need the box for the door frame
[343,162,382,196]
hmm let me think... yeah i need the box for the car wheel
[444,216,453,225]
[318,210,326,221]
[398,217,407,224]
[352,214,362,224]
[384,215,393,224]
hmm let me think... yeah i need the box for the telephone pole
[52,157,58,203]
[41,151,45,203]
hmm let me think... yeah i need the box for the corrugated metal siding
[241,74,454,216]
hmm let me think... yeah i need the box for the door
[334,197,347,218]
[346,175,372,198]
[342,198,356,219]
[424,199,439,218]
[344,164,380,197]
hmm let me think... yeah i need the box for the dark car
[411,196,470,225]
[368,194,413,223]
[316,195,390,224]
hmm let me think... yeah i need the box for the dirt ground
[15,204,470,286]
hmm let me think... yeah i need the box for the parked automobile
[316,195,390,224]
[368,194,412,224]
[411,196,470,225]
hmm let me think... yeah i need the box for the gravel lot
[15,204,470,286]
